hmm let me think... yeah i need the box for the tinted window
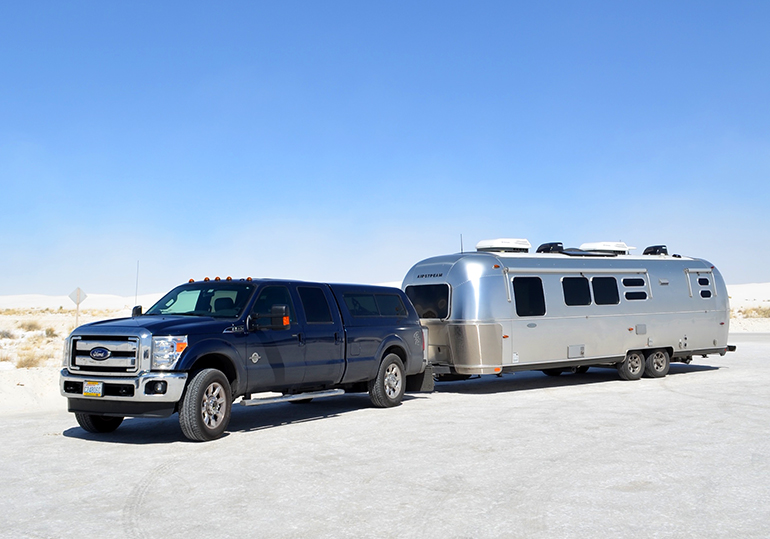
[298,287,333,323]
[343,294,379,317]
[147,283,254,318]
[376,294,407,317]
[251,286,296,325]
[623,278,646,287]
[513,277,546,317]
[592,277,619,305]
[625,291,648,301]
[701,290,712,298]
[698,277,710,286]
[405,284,450,319]
[562,277,591,306]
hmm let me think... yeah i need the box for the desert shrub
[0,329,14,339]
[0,351,11,363]
[45,327,57,338]
[742,306,770,318]
[19,320,42,332]
[16,349,47,368]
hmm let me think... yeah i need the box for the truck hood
[72,315,238,336]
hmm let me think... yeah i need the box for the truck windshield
[146,282,255,318]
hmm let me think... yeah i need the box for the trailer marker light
[494,367,502,373]
[493,264,501,269]
[503,335,509,339]
[628,328,634,332]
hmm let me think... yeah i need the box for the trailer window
[513,277,546,317]
[625,291,648,301]
[405,284,449,319]
[592,277,619,305]
[698,277,710,286]
[562,277,591,306]
[701,290,712,299]
[622,278,646,287]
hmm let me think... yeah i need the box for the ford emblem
[90,347,112,361]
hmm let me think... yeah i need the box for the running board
[240,389,345,407]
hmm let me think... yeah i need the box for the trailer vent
[579,242,635,255]
[536,242,564,253]
[643,245,668,255]
[476,238,531,253]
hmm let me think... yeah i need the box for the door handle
[292,332,305,345]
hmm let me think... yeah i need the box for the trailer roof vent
[579,242,636,255]
[643,245,668,255]
[536,242,564,253]
[476,238,531,253]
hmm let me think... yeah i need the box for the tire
[644,349,670,378]
[573,366,590,374]
[179,369,232,442]
[75,413,124,433]
[368,353,406,408]
[618,351,645,381]
[542,368,563,377]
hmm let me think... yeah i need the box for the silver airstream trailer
[402,239,733,380]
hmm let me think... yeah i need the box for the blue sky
[1,1,768,297]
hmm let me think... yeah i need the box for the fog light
[145,381,168,395]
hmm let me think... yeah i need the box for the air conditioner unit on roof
[476,238,531,253]
[579,241,636,255]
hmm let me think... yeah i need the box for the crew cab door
[246,285,305,392]
[296,285,345,386]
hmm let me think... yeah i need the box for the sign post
[69,287,87,327]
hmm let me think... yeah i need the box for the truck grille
[70,336,140,375]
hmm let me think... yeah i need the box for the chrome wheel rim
[651,351,666,372]
[384,363,402,399]
[628,353,643,375]
[201,382,226,429]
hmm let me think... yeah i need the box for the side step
[240,389,345,407]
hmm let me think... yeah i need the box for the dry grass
[16,349,47,368]
[0,329,15,339]
[741,306,770,318]
[0,351,11,363]
[45,327,57,338]
[19,320,42,332]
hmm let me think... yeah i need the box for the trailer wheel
[75,413,123,433]
[573,366,590,374]
[179,369,232,442]
[368,353,405,408]
[617,351,644,380]
[542,369,563,377]
[644,349,670,378]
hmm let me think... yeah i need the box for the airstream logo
[89,347,111,361]
[417,273,443,279]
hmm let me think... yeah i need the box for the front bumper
[60,369,188,404]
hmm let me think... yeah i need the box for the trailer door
[510,276,556,364]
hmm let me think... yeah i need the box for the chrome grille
[70,336,140,375]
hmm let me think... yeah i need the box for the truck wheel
[179,369,232,442]
[368,353,406,408]
[617,351,644,380]
[75,413,123,433]
[644,349,670,378]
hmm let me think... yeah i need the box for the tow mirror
[247,305,291,330]
[132,305,143,317]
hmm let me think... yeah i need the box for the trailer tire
[644,349,670,378]
[75,413,123,433]
[618,351,644,381]
[542,369,563,377]
[573,366,590,374]
[368,353,405,408]
[179,369,232,442]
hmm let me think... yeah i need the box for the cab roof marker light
[215,276,221,281]
[188,279,195,283]
[226,276,232,281]
[204,277,210,281]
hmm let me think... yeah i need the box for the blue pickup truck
[60,278,432,441]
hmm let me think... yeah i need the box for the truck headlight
[62,336,71,367]
[152,336,188,370]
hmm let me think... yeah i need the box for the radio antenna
[460,234,464,254]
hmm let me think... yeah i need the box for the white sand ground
[0,284,767,417]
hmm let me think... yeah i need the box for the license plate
[83,381,103,397]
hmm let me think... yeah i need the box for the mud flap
[406,365,435,393]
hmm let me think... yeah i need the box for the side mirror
[132,305,143,317]
[247,305,291,331]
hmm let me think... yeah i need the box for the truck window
[251,286,296,325]
[375,294,407,317]
[592,277,619,305]
[562,277,591,306]
[297,286,333,323]
[405,284,450,319]
[147,283,254,318]
[343,294,380,317]
[513,277,546,317]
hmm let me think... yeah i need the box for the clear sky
[1,1,768,297]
